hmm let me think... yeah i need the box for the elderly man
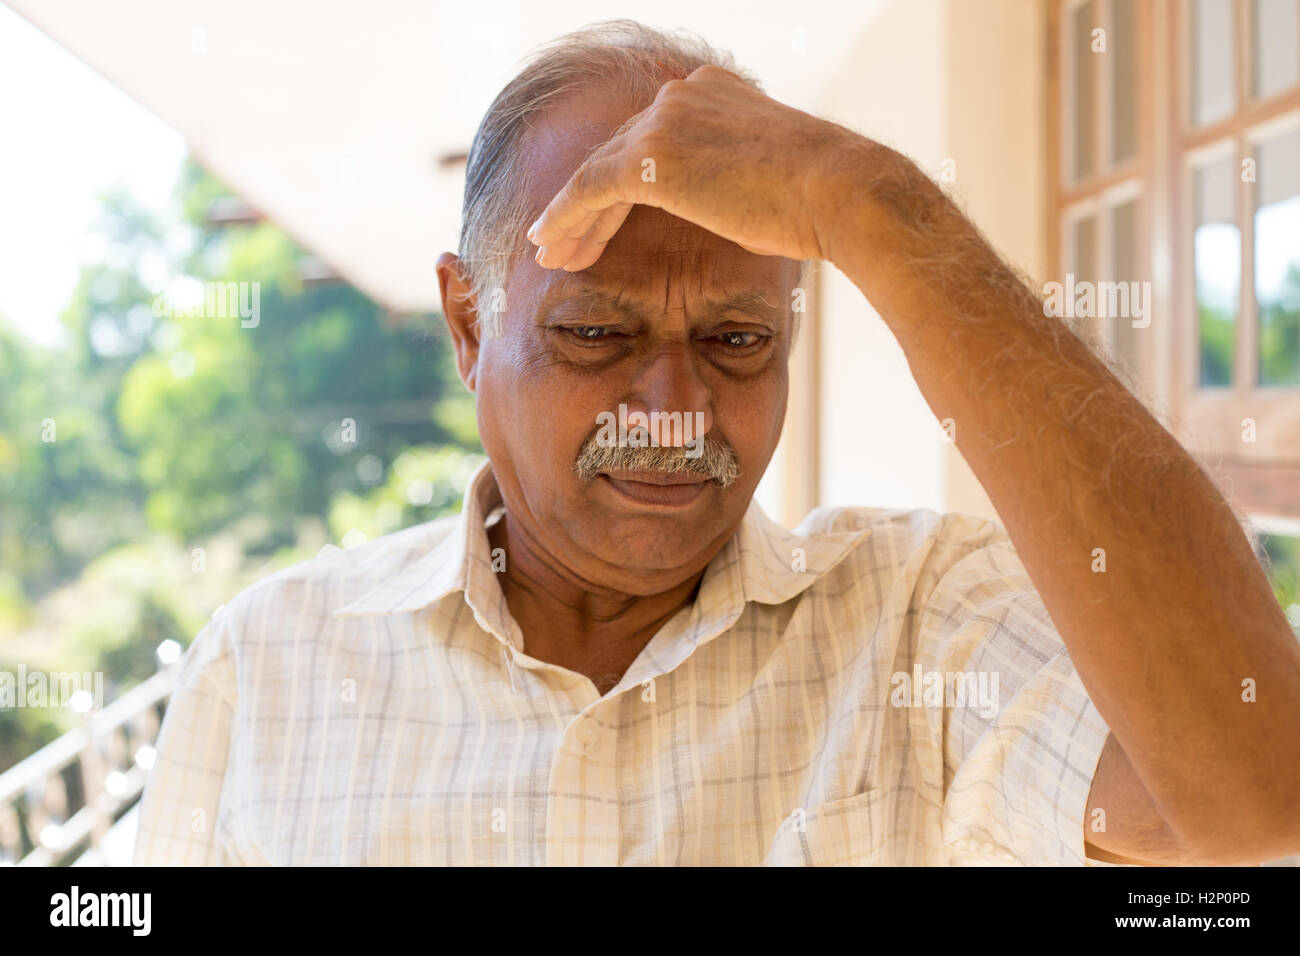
[134,20,1300,867]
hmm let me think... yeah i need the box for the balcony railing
[0,666,174,867]
[2,657,1295,866]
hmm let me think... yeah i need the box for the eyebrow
[537,287,787,324]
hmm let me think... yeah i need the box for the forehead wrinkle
[709,289,784,324]
[537,286,652,321]
[537,282,786,326]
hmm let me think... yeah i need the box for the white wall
[813,0,950,515]
[790,0,1047,523]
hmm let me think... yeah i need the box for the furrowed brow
[539,288,650,321]
[537,287,786,324]
[709,291,786,324]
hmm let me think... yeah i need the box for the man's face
[458,89,797,596]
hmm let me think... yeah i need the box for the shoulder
[210,515,460,641]
[796,503,1017,592]
[798,502,1003,544]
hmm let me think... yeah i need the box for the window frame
[1051,0,1300,518]
[1171,0,1300,465]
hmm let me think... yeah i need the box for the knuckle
[653,78,689,105]
[689,64,731,82]
[648,97,686,131]
[570,162,592,193]
[637,117,671,151]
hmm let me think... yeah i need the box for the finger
[528,108,654,249]
[529,152,641,251]
[533,195,604,267]
[534,234,584,269]
[558,201,634,272]
[587,199,636,244]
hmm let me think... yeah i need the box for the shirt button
[576,717,598,748]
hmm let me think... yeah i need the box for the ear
[436,252,481,392]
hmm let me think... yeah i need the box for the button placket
[545,706,618,866]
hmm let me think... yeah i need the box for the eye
[718,330,762,348]
[568,325,610,340]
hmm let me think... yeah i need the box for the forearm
[821,139,1300,854]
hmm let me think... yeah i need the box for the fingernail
[527,219,541,243]
[535,246,546,264]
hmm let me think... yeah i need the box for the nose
[623,341,714,447]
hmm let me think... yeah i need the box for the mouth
[597,469,712,507]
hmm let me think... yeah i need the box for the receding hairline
[456,18,811,339]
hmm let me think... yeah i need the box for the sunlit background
[0,0,1296,866]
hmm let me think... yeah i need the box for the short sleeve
[131,610,238,866]
[917,515,1112,866]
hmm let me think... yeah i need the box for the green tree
[116,160,477,550]
[2,159,479,766]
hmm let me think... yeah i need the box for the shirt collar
[332,460,870,645]
[332,457,515,641]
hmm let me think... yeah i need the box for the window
[1056,0,1148,388]
[1191,146,1240,386]
[1253,124,1300,386]
[1052,0,1300,520]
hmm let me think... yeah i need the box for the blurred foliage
[1257,262,1300,387]
[0,706,64,778]
[1197,304,1235,387]
[328,445,487,544]
[115,162,478,548]
[1199,262,1299,387]
[1262,533,1299,614]
[0,158,479,767]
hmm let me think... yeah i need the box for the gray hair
[456,18,811,341]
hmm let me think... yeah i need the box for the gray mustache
[574,433,740,487]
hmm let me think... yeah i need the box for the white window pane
[1194,155,1240,385]
[1253,0,1300,98]
[1191,0,1236,125]
[1255,128,1300,385]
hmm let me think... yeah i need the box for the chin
[584,506,732,577]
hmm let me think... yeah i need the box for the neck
[487,515,705,694]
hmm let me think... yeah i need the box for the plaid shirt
[133,461,1112,866]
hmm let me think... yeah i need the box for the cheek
[715,367,788,464]
[475,337,605,475]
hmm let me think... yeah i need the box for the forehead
[516,86,796,313]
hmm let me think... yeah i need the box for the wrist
[811,139,998,343]
[810,137,927,280]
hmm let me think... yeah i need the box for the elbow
[1168,796,1300,865]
